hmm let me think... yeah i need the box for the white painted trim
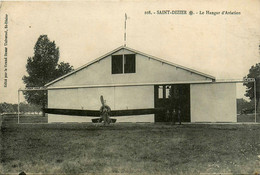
[45,80,213,90]
[19,79,256,91]
[18,87,46,91]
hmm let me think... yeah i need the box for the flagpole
[124,13,127,47]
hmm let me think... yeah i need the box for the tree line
[237,98,255,114]
[0,102,41,114]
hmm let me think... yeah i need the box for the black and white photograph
[0,0,260,174]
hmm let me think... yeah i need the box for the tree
[236,98,254,114]
[0,102,15,113]
[23,35,74,107]
[56,61,74,77]
[243,63,260,100]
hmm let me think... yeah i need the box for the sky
[0,0,260,103]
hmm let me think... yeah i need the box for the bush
[0,102,41,114]
[237,98,255,114]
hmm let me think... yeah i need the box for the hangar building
[45,46,237,123]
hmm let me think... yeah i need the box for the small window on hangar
[112,54,136,74]
[112,55,123,74]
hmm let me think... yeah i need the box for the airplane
[43,95,165,124]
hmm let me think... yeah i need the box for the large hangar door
[154,84,190,122]
[190,83,237,122]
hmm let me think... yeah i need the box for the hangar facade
[45,46,237,123]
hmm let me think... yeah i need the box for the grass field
[1,115,260,174]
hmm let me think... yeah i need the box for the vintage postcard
[0,0,260,174]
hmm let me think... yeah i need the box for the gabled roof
[45,46,215,87]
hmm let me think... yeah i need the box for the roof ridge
[123,46,215,80]
[45,45,124,87]
[45,45,215,87]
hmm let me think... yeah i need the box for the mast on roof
[124,13,127,47]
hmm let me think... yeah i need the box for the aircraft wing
[43,108,165,117]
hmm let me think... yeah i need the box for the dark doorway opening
[154,84,190,122]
